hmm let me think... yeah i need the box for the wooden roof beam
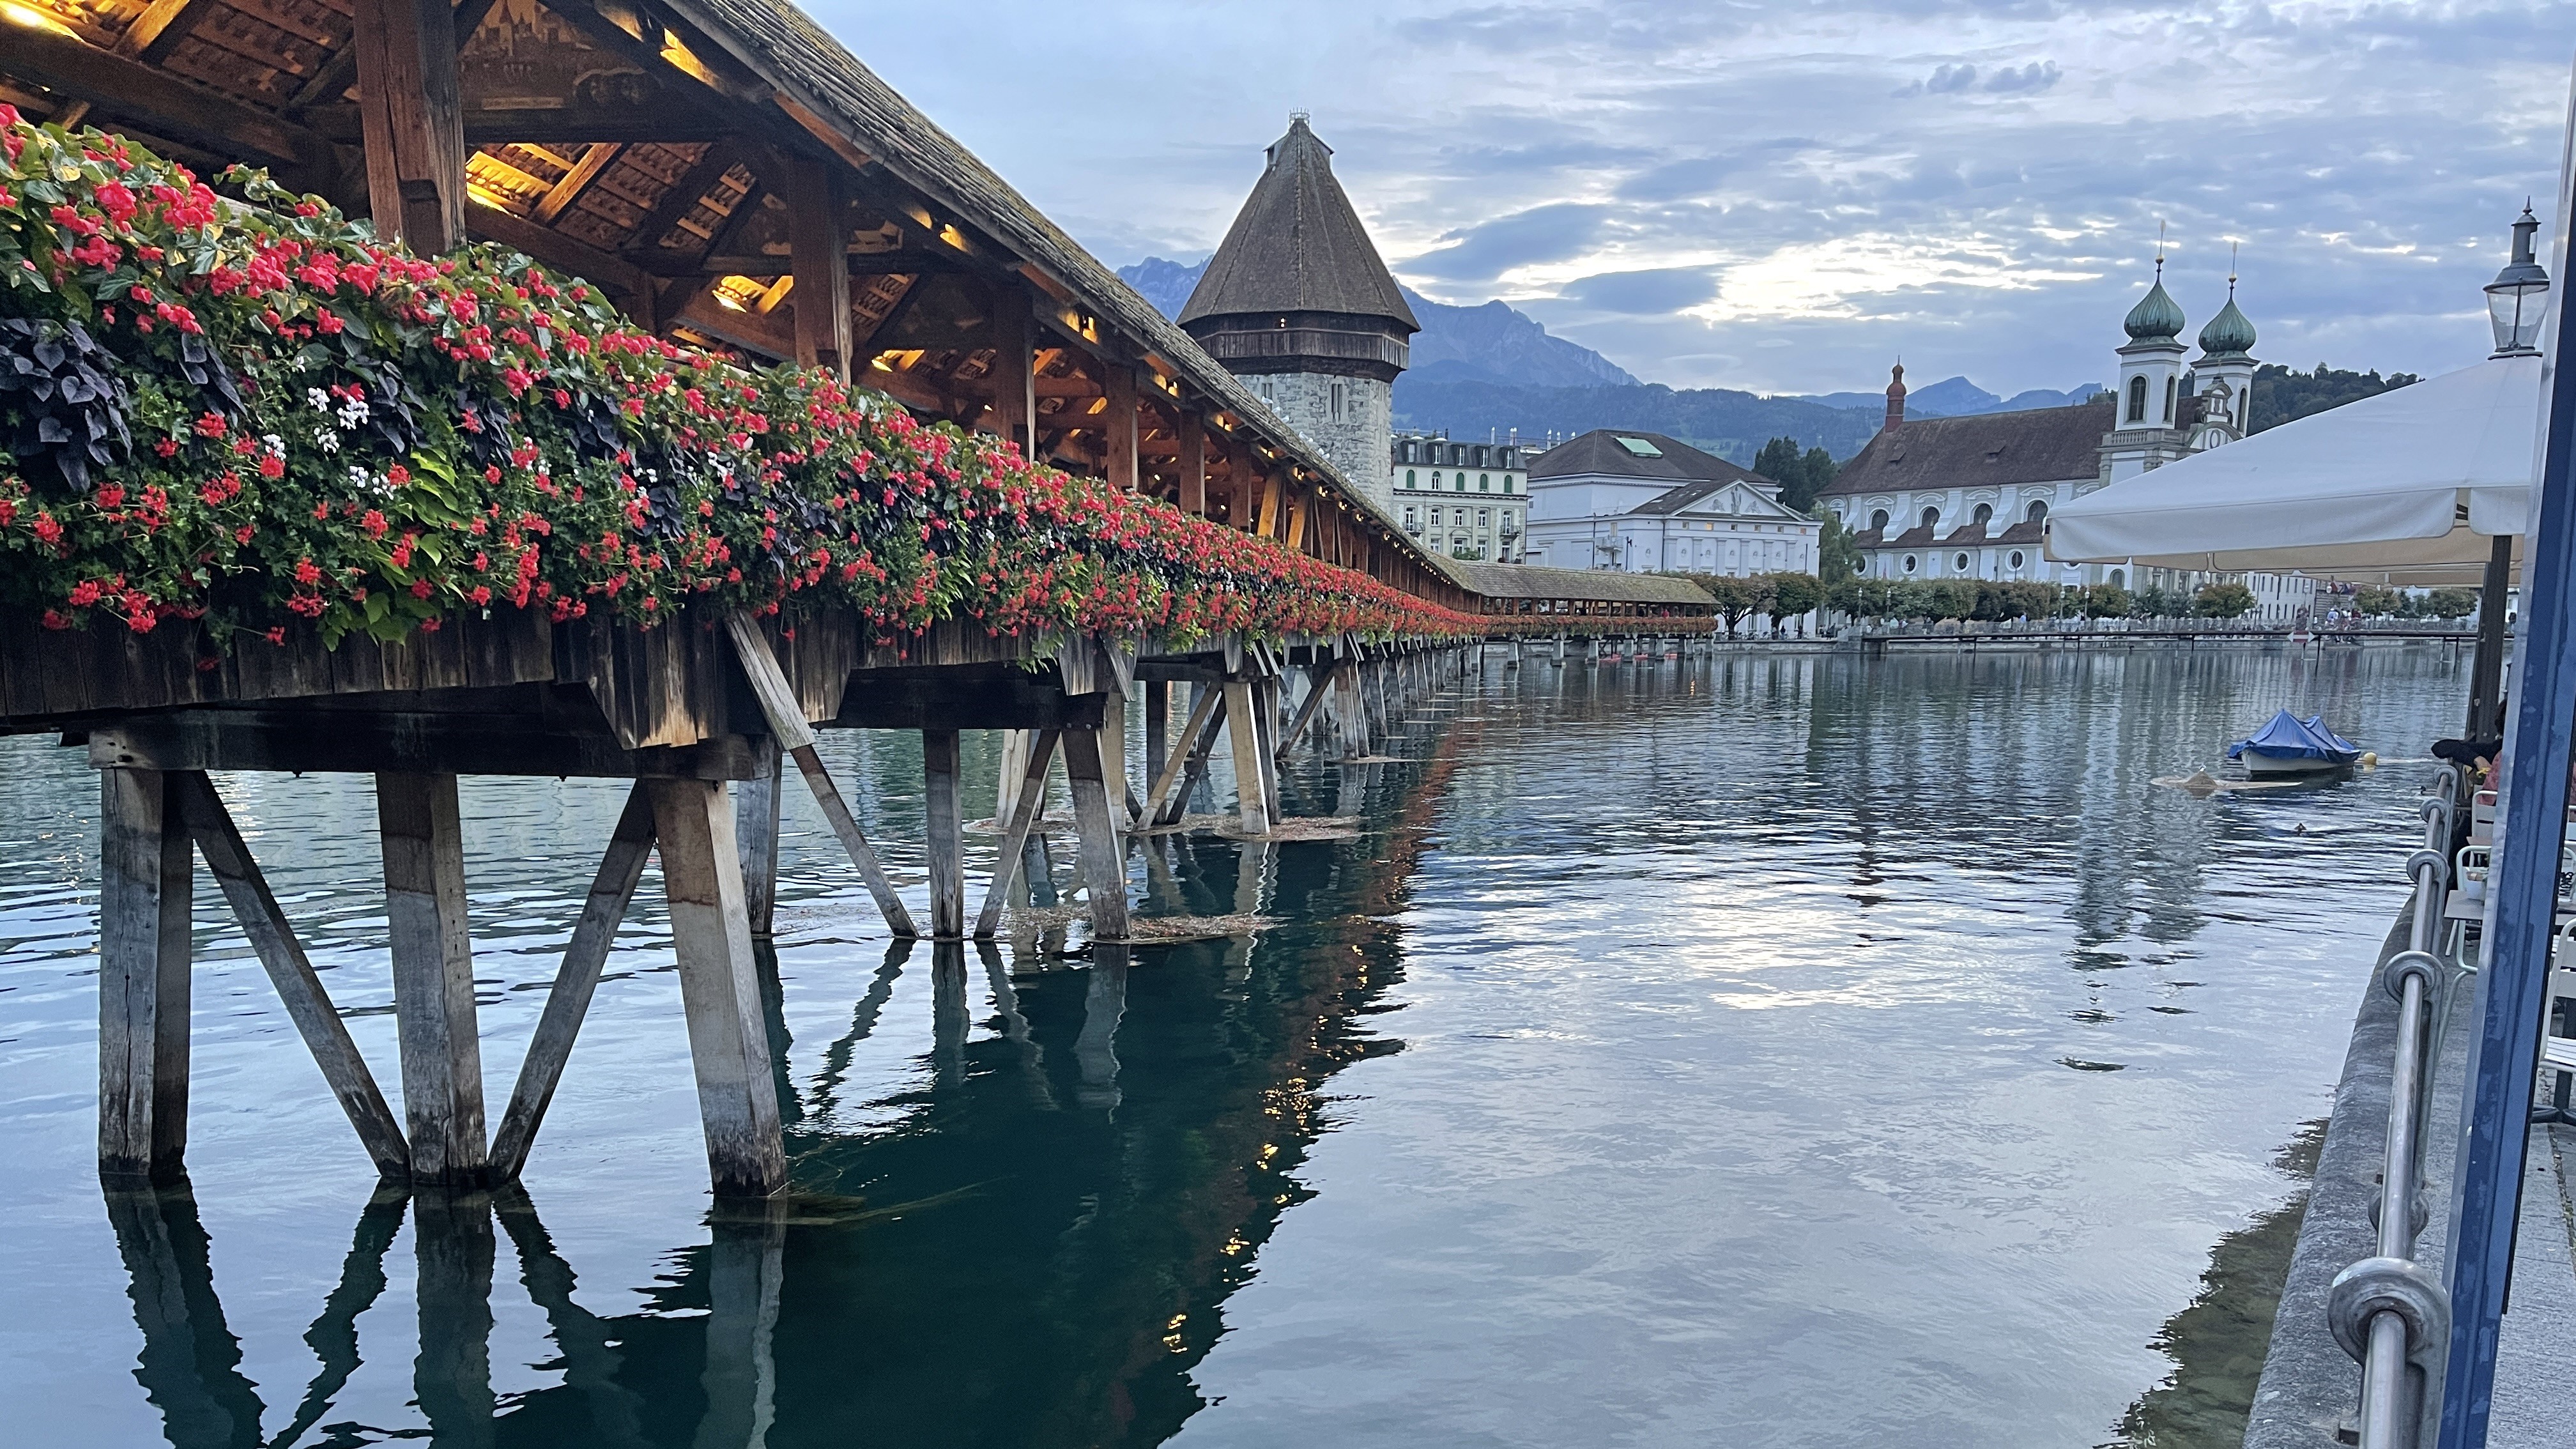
[311,104,741,145]
[1,26,332,173]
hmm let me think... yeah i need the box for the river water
[0,643,2466,1448]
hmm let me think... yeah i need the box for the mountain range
[1115,256,2094,464]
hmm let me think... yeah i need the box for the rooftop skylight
[1615,436,1663,457]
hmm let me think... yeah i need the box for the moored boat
[2227,710,2363,775]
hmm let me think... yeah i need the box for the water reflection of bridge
[102,740,1462,1448]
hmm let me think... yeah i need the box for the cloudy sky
[813,1,2572,398]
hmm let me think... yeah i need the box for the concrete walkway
[2489,1122,2576,1446]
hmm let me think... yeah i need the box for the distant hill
[1385,380,1883,467]
[1114,256,1639,390]
[1789,375,2104,417]
[2248,364,2419,434]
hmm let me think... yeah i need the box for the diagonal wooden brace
[723,611,917,937]
[486,783,656,1181]
[974,728,1061,939]
[173,772,411,1179]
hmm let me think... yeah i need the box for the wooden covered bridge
[0,0,1710,1202]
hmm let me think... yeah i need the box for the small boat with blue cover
[2228,710,2363,776]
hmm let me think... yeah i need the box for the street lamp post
[2487,204,2550,358]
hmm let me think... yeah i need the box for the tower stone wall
[1246,372,1395,512]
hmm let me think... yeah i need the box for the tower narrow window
[2163,376,2176,423]
[2127,375,2147,423]
[1331,383,1346,420]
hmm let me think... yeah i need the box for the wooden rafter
[3,24,330,170]
[534,142,620,223]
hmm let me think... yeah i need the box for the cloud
[1983,61,2060,94]
[1556,266,1722,314]
[812,0,2572,395]
[1403,203,1615,283]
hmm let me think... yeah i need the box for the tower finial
[2155,219,2166,281]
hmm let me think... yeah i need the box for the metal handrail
[2331,771,2462,1449]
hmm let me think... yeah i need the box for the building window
[1479,473,1491,491]
[2110,569,2126,588]
[1431,471,1442,487]
[1869,508,1889,531]
[2163,375,2177,423]
[1331,383,1346,419]
[1920,506,1940,530]
[1954,552,1970,571]
[1504,475,1515,493]
[1430,507,1443,527]
[2026,499,2048,525]
[2126,375,2146,422]
[1406,469,1416,486]
[1972,502,1992,531]
[2009,550,2025,569]
[1404,508,1418,529]
[1903,555,1919,574]
[1478,509,1491,526]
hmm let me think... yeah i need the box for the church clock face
[2197,427,2230,450]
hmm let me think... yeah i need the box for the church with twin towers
[1817,250,2314,621]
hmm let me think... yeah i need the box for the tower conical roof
[2198,293,2256,357]
[1178,118,1419,332]
[2124,273,2185,341]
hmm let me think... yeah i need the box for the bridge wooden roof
[0,0,1471,607]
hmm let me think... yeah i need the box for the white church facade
[1522,431,1820,577]
[1817,267,2313,625]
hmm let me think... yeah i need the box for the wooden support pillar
[1252,675,1283,820]
[976,729,1061,939]
[98,767,193,1184]
[1328,663,1370,759]
[352,0,466,254]
[1256,473,1284,537]
[378,772,487,1186]
[1180,413,1207,516]
[786,156,851,379]
[922,729,964,938]
[1144,680,1170,793]
[989,287,1036,456]
[735,740,782,940]
[1144,686,1221,826]
[1277,663,1335,760]
[1103,365,1138,490]
[176,773,411,1179]
[488,784,654,1182]
[1222,680,1271,835]
[1059,728,1131,940]
[1094,686,1137,824]
[724,614,916,937]
[645,778,786,1197]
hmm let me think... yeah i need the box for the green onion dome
[2124,277,2186,341]
[2197,294,2256,357]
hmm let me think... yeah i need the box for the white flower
[306,388,330,410]
[335,399,370,428]
[313,429,339,455]
[262,433,286,459]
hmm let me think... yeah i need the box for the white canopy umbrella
[2045,353,2542,583]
